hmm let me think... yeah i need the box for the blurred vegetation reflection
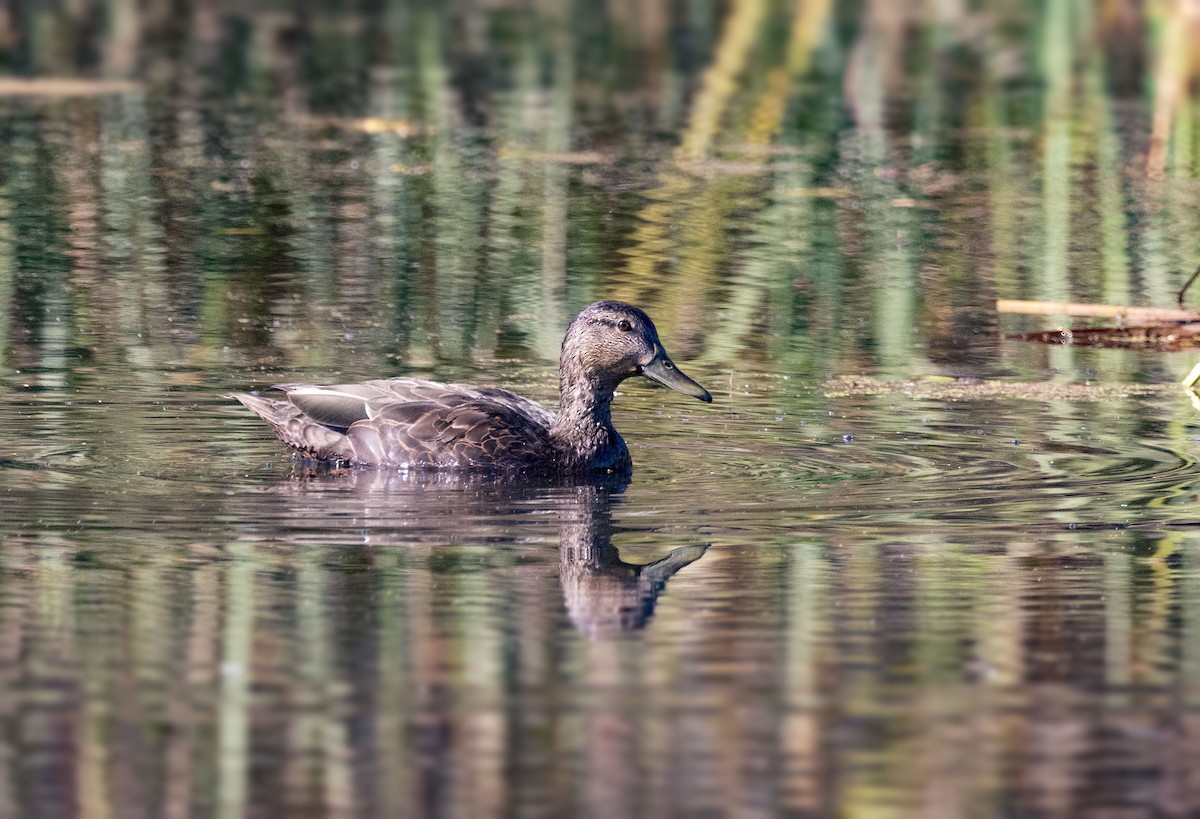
[4,0,1200,380]
[4,0,1200,817]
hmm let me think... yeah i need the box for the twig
[1178,264,1200,309]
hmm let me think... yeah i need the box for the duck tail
[232,392,355,462]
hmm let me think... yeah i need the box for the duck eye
[617,319,632,332]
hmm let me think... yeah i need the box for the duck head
[560,301,712,402]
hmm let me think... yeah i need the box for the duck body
[234,302,711,473]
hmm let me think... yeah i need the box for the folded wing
[235,377,557,469]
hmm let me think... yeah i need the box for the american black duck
[234,301,712,472]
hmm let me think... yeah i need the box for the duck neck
[550,366,628,470]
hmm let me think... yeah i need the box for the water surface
[4,3,1200,817]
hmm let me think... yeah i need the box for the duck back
[235,377,559,470]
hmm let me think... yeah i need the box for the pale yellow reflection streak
[62,543,104,819]
[321,603,356,818]
[913,542,994,815]
[843,0,922,374]
[1040,0,1074,376]
[102,0,139,77]
[1182,540,1200,805]
[744,0,833,148]
[373,553,410,817]
[218,543,255,819]
[1147,0,1198,179]
[0,542,23,818]
[1185,541,1200,701]
[1040,0,1071,307]
[976,546,1027,795]
[616,170,721,347]
[980,42,1021,303]
[1104,550,1132,695]
[0,173,10,365]
[130,556,171,813]
[54,119,103,356]
[623,0,835,358]
[781,540,823,814]
[703,0,836,364]
[473,29,535,363]
[618,0,796,342]
[405,552,438,819]
[581,640,638,819]
[367,79,413,368]
[1086,57,1132,308]
[843,0,903,157]
[676,0,768,162]
[100,93,169,367]
[416,9,468,365]
[165,562,220,819]
[454,556,508,818]
[1161,92,1200,323]
[538,14,575,360]
[1142,535,1179,687]
[834,540,890,810]
[286,554,356,818]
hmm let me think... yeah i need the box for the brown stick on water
[996,299,1200,323]
[0,78,141,96]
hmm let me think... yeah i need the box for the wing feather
[239,377,557,469]
[285,387,374,429]
[233,393,356,461]
[351,400,554,467]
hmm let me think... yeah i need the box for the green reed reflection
[4,1,1200,381]
[218,543,253,819]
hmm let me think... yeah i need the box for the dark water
[5,3,1200,817]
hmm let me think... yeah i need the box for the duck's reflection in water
[555,482,707,638]
[258,464,707,637]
